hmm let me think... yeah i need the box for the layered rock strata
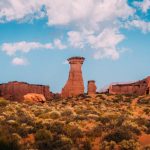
[109,76,150,95]
[62,57,85,97]
[0,81,52,101]
[88,80,97,95]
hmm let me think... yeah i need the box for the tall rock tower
[146,76,150,94]
[87,80,97,95]
[62,56,85,98]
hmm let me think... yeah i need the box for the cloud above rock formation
[12,57,27,66]
[0,0,150,62]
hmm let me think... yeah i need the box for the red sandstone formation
[23,93,46,103]
[0,81,52,101]
[109,76,150,95]
[62,57,85,97]
[88,80,97,95]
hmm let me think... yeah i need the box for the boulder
[23,93,46,103]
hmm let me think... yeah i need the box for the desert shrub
[96,94,105,100]
[115,115,126,127]
[119,139,140,150]
[58,135,73,150]
[103,128,132,143]
[87,114,99,121]
[75,108,91,115]
[49,111,60,119]
[123,98,131,103]
[64,125,83,140]
[143,108,150,115]
[99,116,110,124]
[74,115,88,121]
[100,141,117,150]
[112,95,124,103]
[35,129,73,150]
[143,145,150,150]
[35,129,53,150]
[46,134,73,150]
[86,124,102,137]
[0,98,9,107]
[80,139,92,150]
[138,98,150,104]
[77,94,91,99]
[0,130,21,150]
[136,119,150,134]
[16,109,34,125]
[61,108,74,117]
[50,121,65,134]
[125,125,141,135]
[18,124,34,137]
[38,112,50,119]
[0,115,6,122]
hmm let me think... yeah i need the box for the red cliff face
[88,80,97,95]
[109,76,150,95]
[62,57,85,98]
[0,81,52,101]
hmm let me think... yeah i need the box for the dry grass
[0,94,149,150]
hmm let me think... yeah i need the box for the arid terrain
[0,94,150,150]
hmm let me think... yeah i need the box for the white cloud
[67,31,84,48]
[45,0,134,27]
[12,57,27,65]
[87,28,125,50]
[126,20,150,33]
[3,0,150,60]
[134,0,150,13]
[54,39,67,50]
[0,0,134,27]
[89,28,125,60]
[0,0,44,22]
[1,41,53,56]
[67,28,124,60]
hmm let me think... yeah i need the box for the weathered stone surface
[109,76,150,95]
[88,80,97,95]
[62,57,85,98]
[23,93,46,103]
[0,81,52,101]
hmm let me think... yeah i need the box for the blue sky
[0,0,150,93]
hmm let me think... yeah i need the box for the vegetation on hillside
[0,94,149,150]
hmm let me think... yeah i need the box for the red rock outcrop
[88,80,97,95]
[62,57,85,98]
[23,93,46,103]
[0,81,52,101]
[109,76,150,95]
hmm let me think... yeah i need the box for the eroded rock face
[0,81,52,101]
[62,57,85,98]
[109,76,150,95]
[23,93,46,103]
[88,80,97,95]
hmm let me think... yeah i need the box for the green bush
[50,121,64,134]
[35,129,53,150]
[81,139,92,150]
[0,98,9,107]
[49,111,60,119]
[138,98,150,104]
[0,131,21,150]
[61,108,74,117]
[100,141,117,150]
[104,128,132,143]
[143,145,150,150]
[64,125,83,140]
[119,139,140,150]
[86,124,102,137]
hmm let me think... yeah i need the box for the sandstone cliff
[0,81,52,101]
